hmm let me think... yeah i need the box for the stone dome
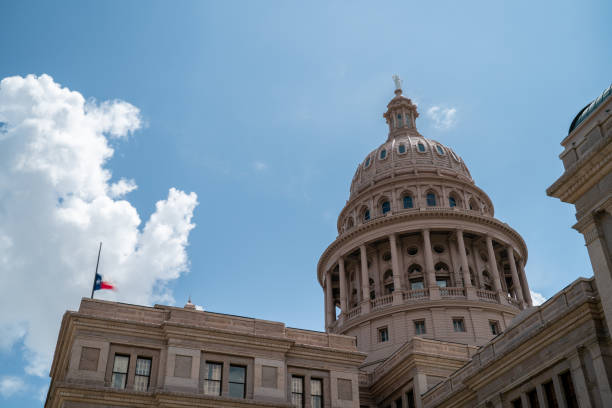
[349,135,472,197]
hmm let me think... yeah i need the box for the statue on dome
[392,74,402,90]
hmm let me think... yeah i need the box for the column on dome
[422,229,439,299]
[456,229,472,288]
[359,245,371,313]
[518,259,533,306]
[389,234,403,305]
[472,241,485,289]
[338,257,347,315]
[325,270,335,327]
[507,245,525,306]
[485,235,504,298]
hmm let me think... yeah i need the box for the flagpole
[91,242,102,299]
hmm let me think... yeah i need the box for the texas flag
[93,272,115,291]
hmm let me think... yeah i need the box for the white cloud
[0,74,198,377]
[253,161,268,171]
[0,376,26,398]
[531,291,547,306]
[427,106,457,129]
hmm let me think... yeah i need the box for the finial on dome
[184,295,196,310]
[392,74,403,95]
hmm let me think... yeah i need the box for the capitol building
[45,81,612,408]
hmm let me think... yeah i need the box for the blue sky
[0,1,610,405]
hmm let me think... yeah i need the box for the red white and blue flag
[93,272,115,291]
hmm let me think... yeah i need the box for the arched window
[435,262,449,272]
[398,144,406,154]
[380,149,387,159]
[403,195,414,209]
[426,193,436,206]
[449,196,457,207]
[469,199,478,211]
[383,269,394,294]
[381,201,391,214]
[436,145,445,155]
[405,114,412,127]
[363,208,370,221]
[346,217,354,229]
[408,264,422,274]
[396,113,403,128]
[417,143,426,152]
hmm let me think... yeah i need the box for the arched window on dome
[345,217,354,230]
[449,196,457,207]
[381,201,391,215]
[403,195,414,209]
[364,157,371,168]
[405,113,412,128]
[396,113,403,128]
[436,145,445,155]
[380,149,387,159]
[364,209,370,222]
[417,143,426,152]
[407,264,424,290]
[398,144,406,154]
[469,198,479,211]
[435,262,450,287]
[426,192,437,207]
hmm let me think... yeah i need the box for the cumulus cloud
[0,376,26,398]
[0,74,198,377]
[427,106,457,129]
[531,291,547,306]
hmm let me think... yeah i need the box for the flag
[93,273,115,291]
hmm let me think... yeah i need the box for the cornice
[547,134,612,203]
[318,209,528,285]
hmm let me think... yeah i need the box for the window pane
[135,358,151,376]
[229,365,245,383]
[449,197,456,207]
[204,380,221,396]
[292,377,304,407]
[111,373,126,389]
[113,355,129,374]
[229,382,245,398]
[427,193,436,206]
[206,362,222,380]
[418,143,425,152]
[404,196,413,209]
[134,375,149,392]
[399,144,406,153]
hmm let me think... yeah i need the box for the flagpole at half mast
[91,242,102,299]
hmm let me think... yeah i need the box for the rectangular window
[543,380,558,408]
[410,280,424,290]
[406,389,415,408]
[489,320,500,335]
[414,320,426,335]
[395,396,403,408]
[453,318,466,332]
[511,398,523,408]
[203,362,222,396]
[311,378,323,408]
[229,365,246,398]
[527,389,539,408]
[134,357,152,391]
[291,376,304,407]
[436,279,448,287]
[559,371,579,408]
[111,354,129,390]
[378,327,389,342]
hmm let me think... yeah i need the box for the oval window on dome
[417,143,426,152]
[398,144,406,154]
[450,150,459,161]
[380,149,387,159]
[365,157,371,167]
[436,145,445,155]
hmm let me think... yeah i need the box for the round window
[407,247,418,256]
[382,252,392,261]
[433,245,445,254]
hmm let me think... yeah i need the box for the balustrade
[370,293,394,310]
[346,305,362,320]
[476,289,497,303]
[403,288,429,301]
[439,287,466,298]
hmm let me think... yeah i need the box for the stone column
[518,259,533,306]
[389,234,403,305]
[507,246,525,307]
[359,245,371,313]
[457,229,477,300]
[325,271,334,327]
[486,235,504,302]
[338,257,347,315]
[568,351,593,408]
[473,241,485,288]
[587,342,612,402]
[423,229,439,299]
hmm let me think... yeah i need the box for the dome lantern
[383,75,420,141]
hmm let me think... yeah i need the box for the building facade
[46,82,612,408]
